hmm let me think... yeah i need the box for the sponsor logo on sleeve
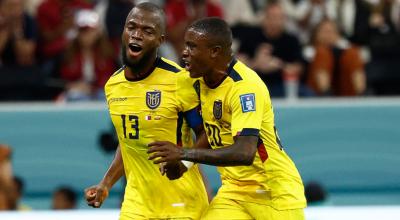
[240,93,255,113]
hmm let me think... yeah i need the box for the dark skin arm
[161,123,208,179]
[85,145,124,208]
[148,135,258,166]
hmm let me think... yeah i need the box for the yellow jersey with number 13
[105,57,208,219]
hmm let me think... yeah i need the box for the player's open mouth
[128,43,143,57]
[184,61,191,71]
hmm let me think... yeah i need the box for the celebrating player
[148,18,306,219]
[84,3,208,219]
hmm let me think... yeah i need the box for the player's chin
[126,54,142,64]
[189,70,202,78]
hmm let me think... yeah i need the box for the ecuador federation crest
[213,100,223,120]
[146,90,161,109]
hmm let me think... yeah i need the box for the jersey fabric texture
[197,59,307,212]
[105,57,208,219]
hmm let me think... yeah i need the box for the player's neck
[203,57,234,89]
[204,71,227,89]
[124,56,159,81]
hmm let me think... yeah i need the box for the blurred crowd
[0,144,78,211]
[1,0,400,101]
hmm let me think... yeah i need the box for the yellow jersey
[105,57,208,218]
[197,59,306,210]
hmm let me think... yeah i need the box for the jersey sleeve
[230,82,269,137]
[177,71,202,129]
[176,70,200,112]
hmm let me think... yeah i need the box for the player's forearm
[181,144,254,166]
[100,145,124,189]
[193,132,211,149]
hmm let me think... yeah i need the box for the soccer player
[148,18,307,219]
[84,3,208,219]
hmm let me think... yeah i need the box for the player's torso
[199,61,306,208]
[106,64,208,217]
[107,70,180,152]
[198,78,268,188]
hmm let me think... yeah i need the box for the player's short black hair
[54,186,77,204]
[131,2,166,34]
[188,17,232,53]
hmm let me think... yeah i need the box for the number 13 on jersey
[121,114,139,139]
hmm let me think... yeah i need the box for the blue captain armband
[183,106,203,129]
[239,128,260,136]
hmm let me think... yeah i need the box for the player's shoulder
[106,66,125,86]
[227,59,270,101]
[228,59,264,87]
[156,57,183,74]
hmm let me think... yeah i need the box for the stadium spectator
[237,1,307,97]
[0,0,45,101]
[324,0,371,46]
[365,0,400,95]
[307,19,366,96]
[9,176,31,210]
[52,186,77,209]
[305,181,328,205]
[164,0,223,61]
[36,0,93,76]
[0,144,12,210]
[58,9,116,101]
[293,0,334,43]
[25,0,45,16]
[0,0,37,67]
[219,0,257,26]
[98,0,134,59]
[84,3,208,219]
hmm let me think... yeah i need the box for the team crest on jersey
[146,90,161,109]
[240,93,256,113]
[213,100,223,120]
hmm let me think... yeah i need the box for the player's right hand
[164,161,188,180]
[84,184,109,208]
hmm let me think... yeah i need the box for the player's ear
[158,34,165,46]
[210,45,221,58]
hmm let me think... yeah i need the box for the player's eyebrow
[186,41,196,47]
[126,19,156,30]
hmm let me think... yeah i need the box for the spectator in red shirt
[59,9,116,101]
[36,0,92,58]
[164,0,223,60]
[36,0,92,76]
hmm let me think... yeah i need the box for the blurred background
[1,0,400,219]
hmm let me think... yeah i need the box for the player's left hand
[147,141,183,164]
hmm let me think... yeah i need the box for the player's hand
[147,141,183,164]
[164,161,188,180]
[84,184,109,208]
[159,162,167,175]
